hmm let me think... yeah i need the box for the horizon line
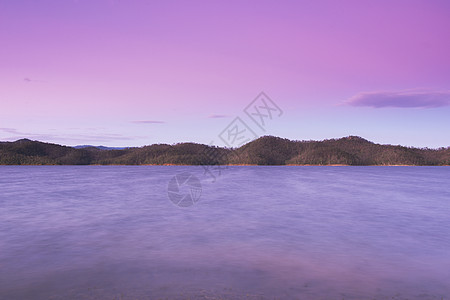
[2,135,449,151]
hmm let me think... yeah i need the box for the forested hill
[0,136,449,165]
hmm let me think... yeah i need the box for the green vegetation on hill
[0,136,449,165]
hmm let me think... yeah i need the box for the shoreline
[1,164,448,167]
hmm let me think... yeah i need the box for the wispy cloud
[208,114,231,118]
[0,128,20,134]
[24,77,47,83]
[346,90,450,108]
[0,128,141,144]
[131,120,165,124]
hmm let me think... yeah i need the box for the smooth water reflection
[0,166,449,299]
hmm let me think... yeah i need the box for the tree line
[0,136,449,165]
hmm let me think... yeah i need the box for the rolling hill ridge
[0,136,448,165]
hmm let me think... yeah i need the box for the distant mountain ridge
[0,136,449,165]
[74,145,128,150]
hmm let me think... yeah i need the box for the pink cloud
[346,90,450,108]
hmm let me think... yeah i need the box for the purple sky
[1,0,449,147]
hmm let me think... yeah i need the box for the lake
[0,166,449,299]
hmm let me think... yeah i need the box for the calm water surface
[0,166,449,299]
